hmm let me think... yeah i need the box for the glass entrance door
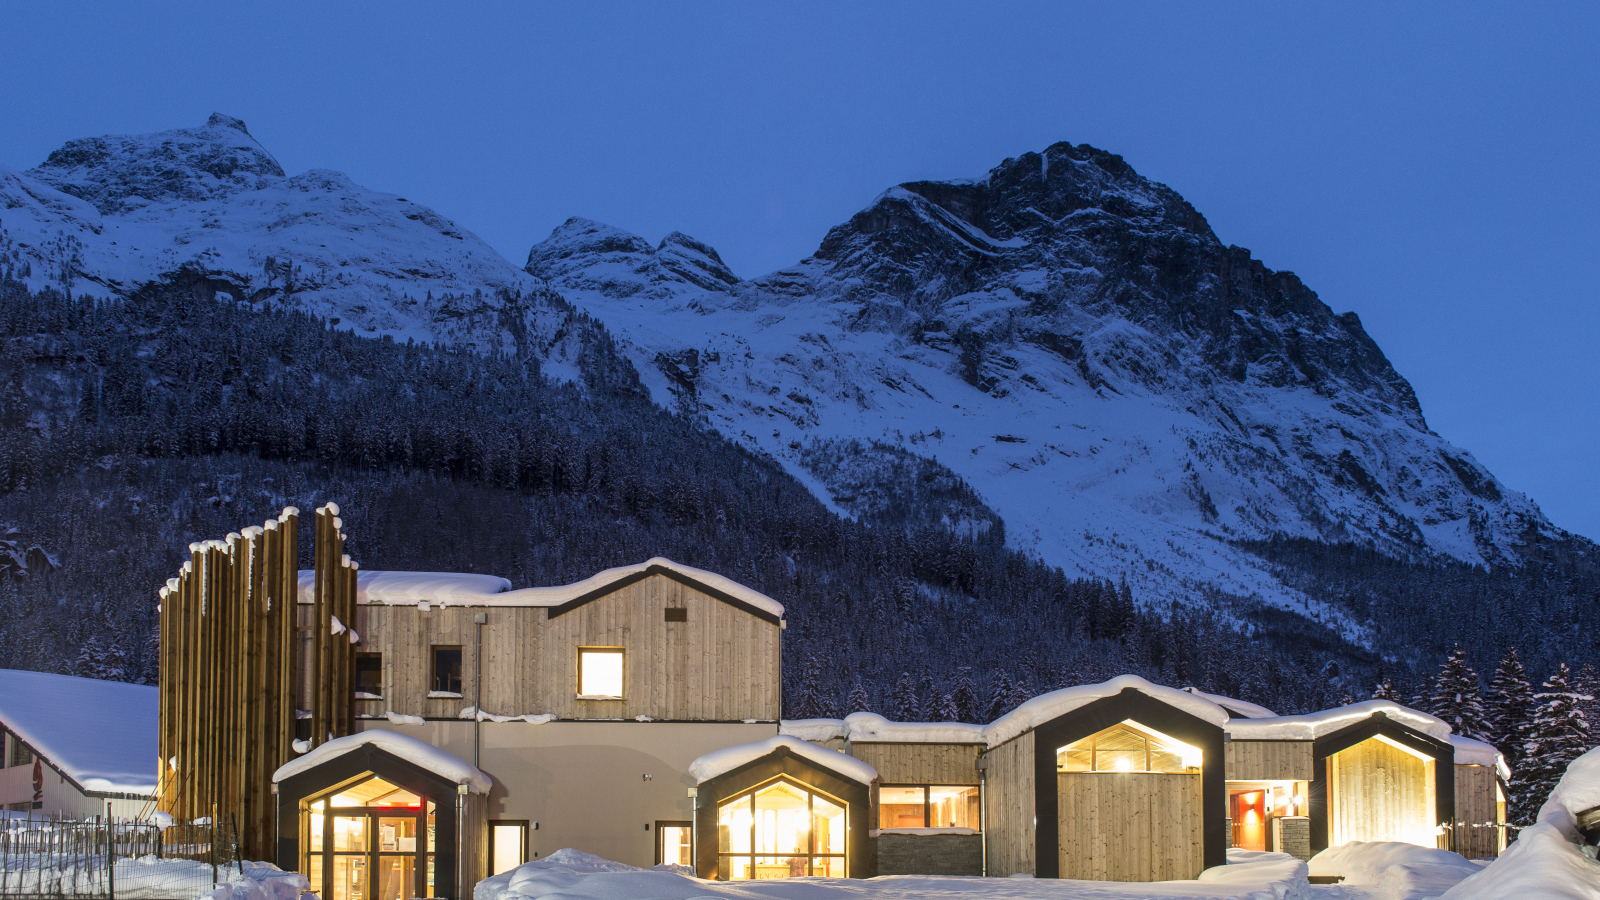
[304,776,436,900]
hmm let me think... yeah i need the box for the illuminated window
[302,776,436,900]
[717,778,846,879]
[1056,722,1200,773]
[877,785,981,829]
[656,821,693,866]
[578,647,624,698]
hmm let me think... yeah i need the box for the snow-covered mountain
[0,114,572,359]
[525,143,1562,625]
[0,117,1570,635]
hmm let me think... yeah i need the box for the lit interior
[578,648,624,697]
[717,778,846,879]
[877,785,980,829]
[490,823,526,876]
[304,776,438,900]
[331,776,422,808]
[1329,735,1437,848]
[660,825,693,867]
[1057,721,1201,773]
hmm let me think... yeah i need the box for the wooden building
[1450,735,1510,859]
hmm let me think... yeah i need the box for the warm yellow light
[1115,757,1132,772]
[579,649,624,697]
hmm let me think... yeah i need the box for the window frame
[654,820,693,867]
[488,819,529,876]
[1056,721,1198,774]
[715,775,848,879]
[355,653,383,699]
[430,645,463,696]
[576,646,626,700]
[876,784,982,830]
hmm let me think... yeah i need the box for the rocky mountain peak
[28,113,285,214]
[657,231,739,291]
[526,218,738,298]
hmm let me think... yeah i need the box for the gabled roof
[0,669,158,795]
[296,557,784,623]
[273,730,490,793]
[1224,700,1451,743]
[688,735,877,785]
[984,675,1229,748]
[1183,687,1279,719]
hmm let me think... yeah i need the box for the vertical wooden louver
[156,503,356,860]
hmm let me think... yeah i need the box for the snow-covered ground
[477,848,1310,900]
[0,856,305,900]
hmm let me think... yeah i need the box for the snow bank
[1184,688,1278,719]
[688,735,876,784]
[779,718,847,742]
[985,675,1229,748]
[1225,700,1451,743]
[294,558,784,617]
[1309,842,1480,900]
[1451,735,1511,781]
[479,846,1310,900]
[1437,748,1600,900]
[5,857,306,900]
[842,712,986,744]
[201,861,310,900]
[272,730,490,793]
[0,668,158,794]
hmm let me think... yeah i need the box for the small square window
[432,646,462,695]
[355,653,383,698]
[578,647,624,698]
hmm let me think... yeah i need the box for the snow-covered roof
[841,712,986,743]
[1184,687,1279,719]
[272,730,490,793]
[983,675,1230,748]
[0,669,158,795]
[295,558,784,619]
[688,735,877,785]
[1451,735,1511,781]
[777,719,847,743]
[1224,700,1452,743]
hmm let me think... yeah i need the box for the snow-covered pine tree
[788,654,825,719]
[986,670,1015,721]
[1572,664,1600,751]
[950,668,979,722]
[890,672,919,721]
[1509,663,1592,825]
[936,692,960,722]
[71,635,105,679]
[1371,677,1401,701]
[1487,648,1537,767]
[846,677,871,714]
[1429,647,1491,741]
[916,672,937,721]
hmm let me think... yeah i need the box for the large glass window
[1056,722,1200,773]
[877,785,981,829]
[577,647,624,698]
[716,778,846,879]
[303,775,436,900]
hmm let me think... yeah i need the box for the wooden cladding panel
[1328,737,1435,846]
[850,743,982,785]
[983,733,1036,877]
[1225,741,1314,781]
[1057,772,1203,882]
[358,573,781,721]
[1454,765,1504,859]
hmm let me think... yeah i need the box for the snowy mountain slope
[526,143,1560,626]
[0,114,575,360]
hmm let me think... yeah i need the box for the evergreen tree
[1509,664,1592,824]
[916,672,937,721]
[986,670,1015,721]
[890,672,919,721]
[950,667,979,722]
[1371,676,1401,701]
[845,677,871,714]
[72,635,106,679]
[789,655,825,719]
[936,692,960,723]
[1429,647,1490,740]
[1572,664,1600,751]
[1487,648,1537,767]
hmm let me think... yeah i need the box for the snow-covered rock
[1,114,575,358]
[525,142,1566,624]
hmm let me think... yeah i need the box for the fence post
[106,803,115,900]
[211,804,219,889]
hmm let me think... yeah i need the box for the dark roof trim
[696,744,869,793]
[543,565,782,625]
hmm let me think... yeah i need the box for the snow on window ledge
[576,694,624,701]
[427,691,463,699]
[355,691,383,701]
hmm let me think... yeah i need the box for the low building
[0,668,157,819]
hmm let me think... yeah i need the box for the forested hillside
[0,271,1594,717]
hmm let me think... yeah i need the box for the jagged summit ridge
[527,141,1557,628]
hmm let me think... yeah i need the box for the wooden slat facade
[850,743,982,785]
[981,733,1036,877]
[1056,773,1203,881]
[1453,765,1505,859]
[1225,741,1314,781]
[1328,736,1436,846]
[338,571,782,722]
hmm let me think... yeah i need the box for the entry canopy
[273,730,490,794]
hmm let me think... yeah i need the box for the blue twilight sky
[2,3,1596,540]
